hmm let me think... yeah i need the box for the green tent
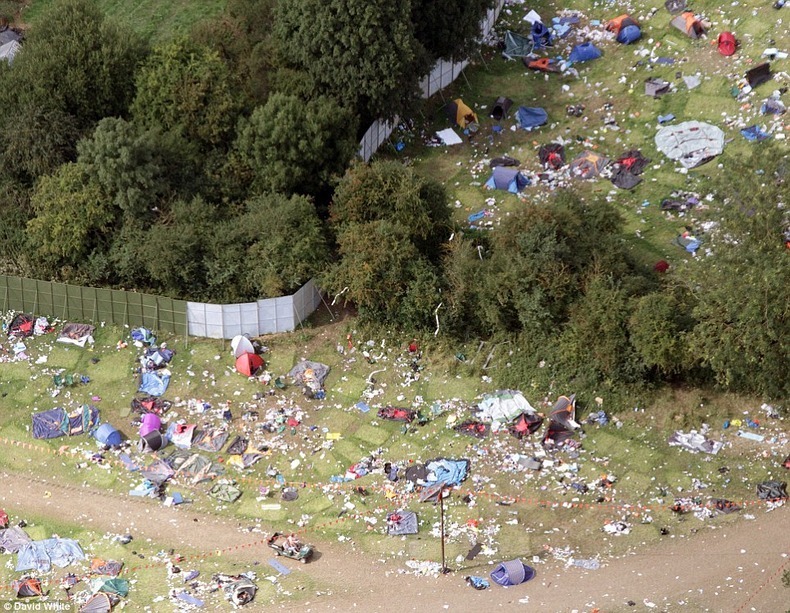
[503,31,532,59]
[91,578,130,597]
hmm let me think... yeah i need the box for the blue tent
[138,371,170,396]
[516,106,548,130]
[93,423,122,447]
[569,42,602,63]
[32,406,99,439]
[485,167,530,193]
[618,24,642,44]
[531,21,552,50]
[490,560,536,586]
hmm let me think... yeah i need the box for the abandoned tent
[445,98,478,130]
[485,167,530,193]
[607,15,641,44]
[671,11,706,38]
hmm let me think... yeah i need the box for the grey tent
[0,526,31,553]
[80,593,119,613]
[140,460,175,485]
[491,97,513,120]
[288,361,330,386]
[655,121,724,168]
[225,578,257,606]
[138,430,164,453]
[645,77,671,98]
[0,40,20,64]
[387,510,418,536]
[503,31,532,59]
[569,151,610,179]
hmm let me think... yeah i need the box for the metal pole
[440,487,447,573]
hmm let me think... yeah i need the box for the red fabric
[718,32,736,56]
[654,260,670,273]
[0,508,8,528]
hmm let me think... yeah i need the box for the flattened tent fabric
[8,313,34,338]
[194,428,229,452]
[93,423,122,447]
[607,15,641,44]
[490,560,535,586]
[12,577,43,598]
[32,406,99,439]
[139,460,174,485]
[235,352,264,377]
[167,423,196,449]
[485,167,530,193]
[131,396,171,416]
[570,151,610,179]
[525,57,560,73]
[718,32,736,56]
[568,42,602,63]
[516,106,548,130]
[230,335,255,358]
[445,99,478,129]
[80,593,118,613]
[378,407,416,423]
[645,77,671,97]
[531,21,552,49]
[491,97,513,120]
[288,361,330,386]
[91,578,130,597]
[387,510,418,535]
[57,323,95,347]
[543,395,580,446]
[130,327,155,345]
[16,539,85,572]
[139,413,161,437]
[539,143,565,169]
[426,458,470,486]
[490,155,520,168]
[225,578,257,606]
[0,526,31,553]
[138,371,170,396]
[503,30,533,59]
[508,412,544,439]
[655,121,724,168]
[454,420,490,439]
[671,12,705,38]
[746,63,772,88]
[477,391,536,429]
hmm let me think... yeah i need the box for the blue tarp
[131,327,156,345]
[16,539,85,573]
[516,106,548,130]
[32,406,99,440]
[741,125,771,142]
[426,459,470,486]
[569,42,602,63]
[485,167,531,193]
[138,371,170,396]
[93,423,122,447]
[617,25,642,44]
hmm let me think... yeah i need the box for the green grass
[20,0,226,43]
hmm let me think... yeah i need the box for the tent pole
[440,487,448,573]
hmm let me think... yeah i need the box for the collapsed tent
[454,420,490,439]
[224,577,257,606]
[645,77,671,98]
[445,99,478,129]
[139,413,161,437]
[235,352,264,377]
[138,371,170,396]
[131,396,171,416]
[0,526,31,553]
[378,406,417,423]
[81,593,120,613]
[0,39,20,64]
[139,459,174,485]
[503,30,533,59]
[16,538,85,573]
[93,423,122,447]
[12,577,43,598]
[490,97,513,120]
[194,428,229,452]
[508,412,544,439]
[611,150,650,189]
[426,458,470,487]
[57,323,95,347]
[525,57,560,73]
[485,167,530,193]
[490,560,536,586]
[91,578,130,597]
[539,143,565,169]
[8,313,33,338]
[655,121,724,168]
[717,31,736,56]
[570,150,610,179]
[167,423,196,449]
[745,63,772,88]
[490,155,520,168]
[543,395,580,447]
[477,391,537,431]
[138,431,165,453]
[568,42,602,63]
[756,480,787,500]
[140,347,174,370]
[130,327,155,345]
[387,510,418,536]
[288,361,330,386]
[32,405,99,439]
[230,335,255,358]
[209,481,242,503]
[516,106,548,130]
[671,12,706,38]
[607,15,641,44]
[531,21,553,50]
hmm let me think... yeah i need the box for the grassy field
[18,0,225,42]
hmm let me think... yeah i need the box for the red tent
[0,508,8,528]
[235,352,264,377]
[717,32,736,56]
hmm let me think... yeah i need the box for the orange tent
[235,352,264,377]
[671,12,706,38]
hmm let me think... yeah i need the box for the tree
[411,0,495,61]
[685,149,790,398]
[275,0,424,120]
[132,38,242,152]
[235,93,358,197]
[26,163,115,279]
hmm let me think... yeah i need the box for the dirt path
[1,470,787,612]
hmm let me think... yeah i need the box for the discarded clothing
[668,430,723,455]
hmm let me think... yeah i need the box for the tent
[477,390,536,430]
[655,121,724,168]
[516,106,548,130]
[91,578,130,597]
[167,423,196,449]
[93,423,122,447]
[0,39,19,64]
[131,396,171,416]
[645,77,671,98]
[378,406,417,423]
[490,97,513,120]
[16,539,85,573]
[8,313,34,338]
[230,335,255,358]
[718,32,736,56]
[138,430,165,453]
[32,406,99,440]
[287,361,330,386]
[539,143,565,169]
[503,30,533,59]
[745,63,772,88]
[568,42,602,63]
[445,99,478,129]
[194,428,229,452]
[387,510,418,535]
[531,21,553,50]
[426,458,470,487]
[138,371,170,396]
[12,577,43,598]
[570,151,609,179]
[543,394,580,447]
[508,412,544,440]
[80,593,119,613]
[454,420,490,439]
[139,413,161,437]
[611,150,650,189]
[525,57,560,73]
[485,167,530,193]
[139,460,174,484]
[57,323,95,347]
[224,577,257,606]
[607,15,641,44]
[0,526,31,553]
[235,352,264,377]
[130,327,155,345]
[671,12,706,38]
[490,560,536,586]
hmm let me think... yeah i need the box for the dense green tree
[132,38,242,152]
[26,163,114,279]
[235,93,358,196]
[685,150,789,398]
[275,0,423,120]
[411,0,495,61]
